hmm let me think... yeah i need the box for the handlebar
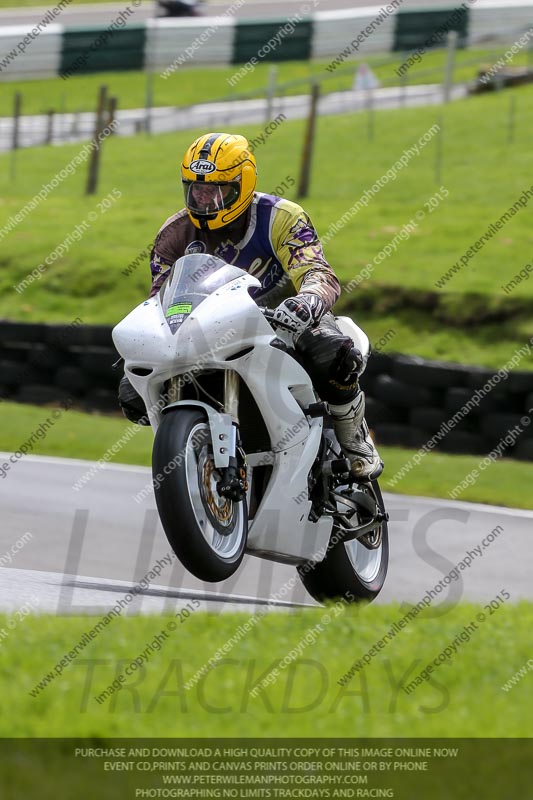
[261,307,301,334]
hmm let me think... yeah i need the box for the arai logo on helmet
[190,159,216,175]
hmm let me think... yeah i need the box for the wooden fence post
[297,83,320,199]
[10,92,22,181]
[86,85,108,196]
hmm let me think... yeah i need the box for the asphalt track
[0,0,451,28]
[0,453,531,614]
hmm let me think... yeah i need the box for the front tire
[298,480,388,603]
[152,409,248,582]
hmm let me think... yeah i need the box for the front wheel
[298,480,388,604]
[152,408,248,582]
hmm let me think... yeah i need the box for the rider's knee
[296,325,362,404]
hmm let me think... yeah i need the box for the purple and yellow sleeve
[271,200,341,312]
[149,249,173,298]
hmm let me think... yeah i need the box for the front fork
[217,370,248,501]
[167,371,248,501]
[167,375,183,404]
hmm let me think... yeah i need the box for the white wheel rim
[336,483,384,584]
[344,535,383,584]
[184,423,245,560]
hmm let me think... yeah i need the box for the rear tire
[298,480,388,604]
[152,408,248,582]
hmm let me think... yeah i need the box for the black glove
[337,343,364,382]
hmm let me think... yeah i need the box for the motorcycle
[112,253,389,603]
[155,0,203,17]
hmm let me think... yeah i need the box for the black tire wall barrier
[1,321,532,460]
[0,320,120,415]
[361,353,533,461]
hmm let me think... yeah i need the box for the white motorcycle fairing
[112,258,334,563]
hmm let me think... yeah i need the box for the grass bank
[3,602,531,737]
[0,47,526,115]
[2,85,533,365]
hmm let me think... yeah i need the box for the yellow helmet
[181,132,257,231]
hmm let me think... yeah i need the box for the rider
[119,132,382,480]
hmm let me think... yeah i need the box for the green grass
[3,602,532,737]
[2,85,533,365]
[2,401,532,509]
[1,47,528,117]
[357,311,533,371]
[0,401,154,467]
[380,445,532,508]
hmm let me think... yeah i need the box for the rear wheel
[152,408,248,582]
[298,480,388,603]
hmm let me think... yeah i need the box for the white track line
[0,566,311,614]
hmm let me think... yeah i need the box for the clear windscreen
[160,254,246,332]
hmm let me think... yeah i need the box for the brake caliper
[216,451,248,502]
